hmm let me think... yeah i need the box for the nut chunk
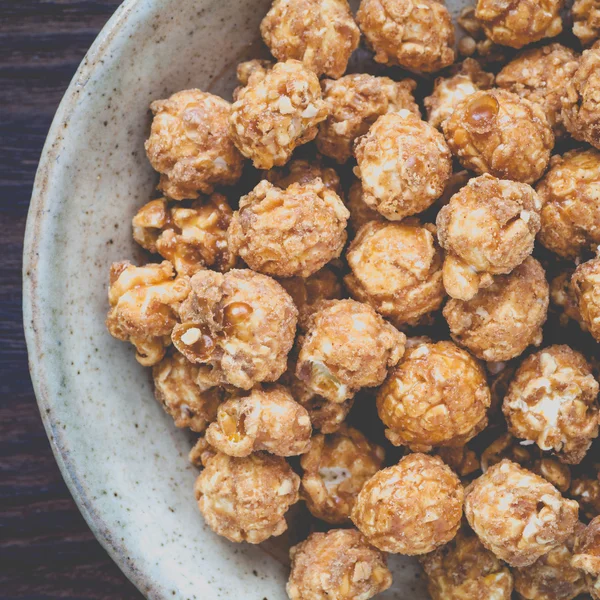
[260,0,360,79]
[444,257,549,362]
[287,529,392,600]
[351,453,464,555]
[229,60,327,169]
[106,261,190,366]
[503,345,600,464]
[572,0,600,46]
[572,252,600,343]
[357,0,455,72]
[443,89,554,185]
[228,179,349,279]
[132,195,235,276]
[420,527,514,600]
[345,220,446,327]
[572,516,600,599]
[296,299,406,403]
[145,90,243,200]
[300,425,385,524]
[316,74,419,164]
[194,451,299,543]
[437,174,542,301]
[205,385,312,457]
[172,269,297,389]
[354,111,452,221]
[377,341,491,451]
[464,459,579,567]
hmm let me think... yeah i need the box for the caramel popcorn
[194,451,300,543]
[300,425,385,524]
[532,458,573,494]
[351,453,464,554]
[188,436,215,468]
[572,0,600,46]
[228,179,348,279]
[356,0,455,72]
[263,156,343,197]
[572,252,600,342]
[550,268,584,328]
[345,179,386,235]
[296,299,406,403]
[464,459,579,567]
[443,89,554,185]
[444,257,549,362]
[437,174,542,301]
[572,516,600,598]
[354,111,452,221]
[260,0,360,79]
[456,7,511,65]
[145,90,243,200]
[172,269,297,389]
[235,59,274,90]
[316,74,419,164]
[436,445,481,478]
[229,60,328,169]
[570,475,600,520]
[106,261,190,366]
[287,529,392,600]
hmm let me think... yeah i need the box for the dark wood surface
[1,2,143,598]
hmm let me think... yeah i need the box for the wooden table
[1,2,143,597]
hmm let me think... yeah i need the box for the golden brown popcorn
[443,89,554,185]
[550,268,584,328]
[437,174,542,301]
[436,445,482,479]
[420,527,514,600]
[172,269,297,389]
[572,252,600,342]
[572,517,600,593]
[229,60,328,169]
[456,7,511,65]
[444,257,550,362]
[260,0,360,79]
[194,451,300,543]
[236,59,274,89]
[296,299,406,403]
[300,425,385,524]
[263,157,343,197]
[188,436,216,468]
[531,458,573,494]
[287,529,392,600]
[572,0,600,46]
[354,111,453,221]
[570,474,600,520]
[377,340,491,451]
[316,74,419,164]
[145,90,243,200]
[106,261,190,366]
[356,0,455,72]
[345,220,446,327]
[345,179,386,235]
[464,459,579,567]
[351,453,464,555]
[228,179,349,279]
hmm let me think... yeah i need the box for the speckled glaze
[22,1,469,598]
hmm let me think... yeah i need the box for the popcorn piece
[456,7,511,65]
[443,89,554,185]
[345,220,446,327]
[236,59,274,89]
[229,60,328,169]
[194,451,300,543]
[287,529,392,600]
[345,179,386,235]
[188,436,216,468]
[464,459,579,567]
[296,299,406,403]
[444,257,549,362]
[570,475,600,520]
[228,179,348,278]
[572,252,600,342]
[532,458,573,494]
[300,425,385,524]
[264,157,343,197]
[436,445,482,478]
[145,90,243,199]
[572,0,600,46]
[351,453,464,555]
[354,111,452,221]
[550,268,584,329]
[572,517,600,595]
[172,269,297,389]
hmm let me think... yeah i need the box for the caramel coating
[437,174,542,301]
[236,59,274,90]
[300,425,385,524]
[444,257,549,362]
[188,436,215,468]
[464,459,579,567]
[550,268,584,329]
[145,90,243,200]
[229,60,328,169]
[106,261,190,366]
[456,7,511,65]
[296,299,406,403]
[573,517,600,586]
[572,0,600,46]
[572,253,600,342]
[356,0,455,72]
[436,445,482,479]
[228,179,348,278]
[264,157,343,197]
[351,453,464,555]
[194,451,300,543]
[316,74,419,164]
[345,179,386,235]
[345,220,446,327]
[420,527,514,600]
[377,340,491,451]
[570,474,600,520]
[172,269,297,389]
[354,111,452,221]
[287,529,392,600]
[443,89,554,185]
